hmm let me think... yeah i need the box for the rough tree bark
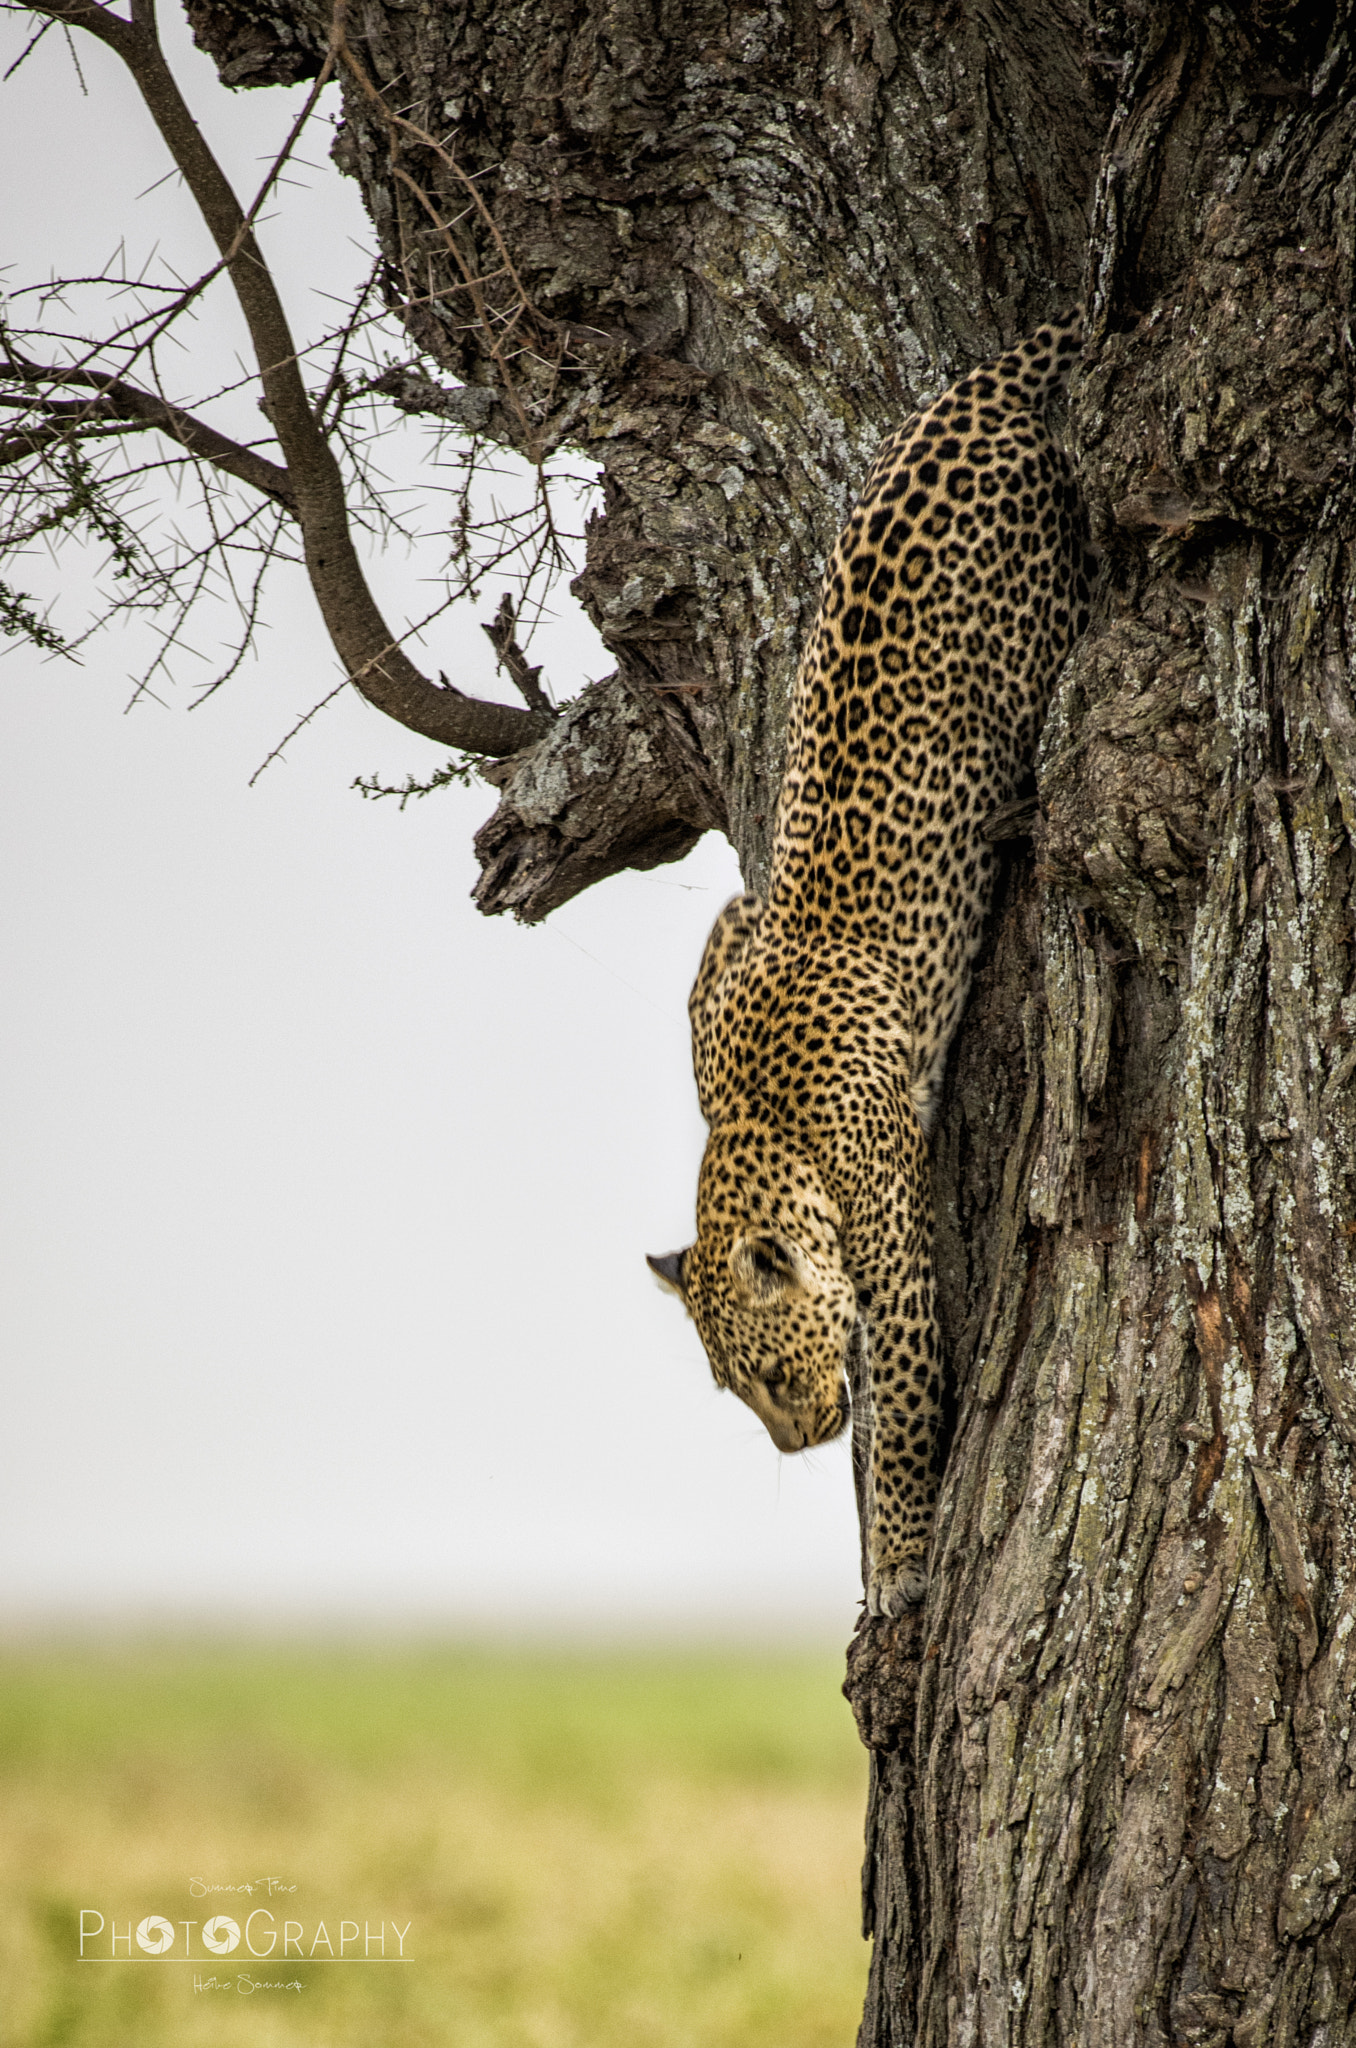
[189,0,1356,2039]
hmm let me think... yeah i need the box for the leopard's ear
[729,1232,802,1304]
[647,1249,689,1298]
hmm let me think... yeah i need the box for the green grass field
[0,1642,868,2048]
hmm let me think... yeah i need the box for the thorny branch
[1,0,583,761]
[329,26,561,471]
[0,356,297,508]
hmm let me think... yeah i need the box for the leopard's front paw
[866,1554,929,1616]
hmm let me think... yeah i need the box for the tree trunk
[194,0,1356,2037]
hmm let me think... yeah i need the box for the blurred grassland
[0,1642,868,2048]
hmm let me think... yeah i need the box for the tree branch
[0,364,297,507]
[0,415,151,467]
[22,0,553,759]
[482,593,553,716]
[472,674,728,923]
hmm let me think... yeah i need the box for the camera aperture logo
[78,1883,411,1995]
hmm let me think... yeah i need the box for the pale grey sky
[0,6,861,1633]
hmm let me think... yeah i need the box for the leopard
[649,315,1094,1616]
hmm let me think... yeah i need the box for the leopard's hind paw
[867,1557,929,1616]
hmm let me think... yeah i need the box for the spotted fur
[651,317,1094,1614]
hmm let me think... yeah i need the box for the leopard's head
[648,1119,854,1452]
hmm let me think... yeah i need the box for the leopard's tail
[987,308,1083,411]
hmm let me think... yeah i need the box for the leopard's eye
[762,1367,786,1389]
